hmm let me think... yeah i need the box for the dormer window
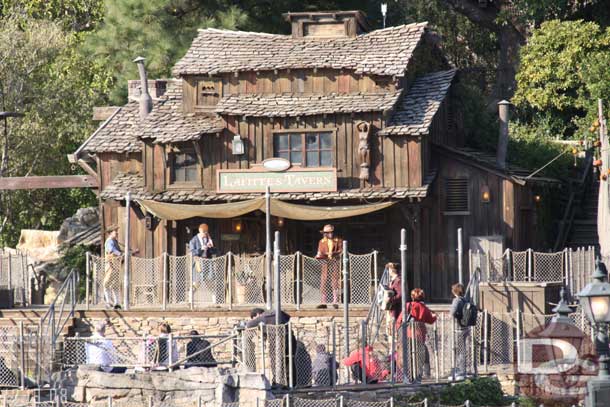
[169,145,199,185]
[197,78,221,110]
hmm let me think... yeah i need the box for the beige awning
[137,198,395,221]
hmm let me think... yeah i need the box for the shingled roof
[216,91,402,117]
[380,69,456,137]
[172,23,428,77]
[83,103,143,153]
[141,80,224,143]
[101,172,434,203]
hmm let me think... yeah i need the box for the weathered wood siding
[416,149,537,301]
[138,113,426,192]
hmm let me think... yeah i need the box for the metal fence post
[288,320,294,388]
[471,317,477,376]
[148,395,153,407]
[260,322,266,378]
[390,319,396,383]
[423,399,428,407]
[360,319,367,385]
[228,252,233,310]
[339,395,344,407]
[162,252,168,311]
[107,395,112,407]
[527,249,534,281]
[331,320,337,387]
[19,321,25,389]
[372,250,378,303]
[409,320,416,382]
[457,228,463,285]
[85,251,91,310]
[515,309,521,369]
[483,309,488,372]
[399,228,408,383]
[343,240,349,358]
[7,252,12,303]
[189,253,194,311]
[296,252,301,310]
[390,397,394,407]
[451,318,456,381]
[433,321,439,383]
[198,395,202,407]
[123,192,131,310]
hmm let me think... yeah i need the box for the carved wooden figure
[357,121,371,180]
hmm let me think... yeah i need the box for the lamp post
[577,258,610,406]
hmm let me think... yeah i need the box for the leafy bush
[394,377,512,406]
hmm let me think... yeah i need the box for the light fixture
[481,185,491,203]
[232,134,245,155]
[578,259,610,324]
[233,221,242,233]
[277,217,285,227]
[577,259,610,406]
[534,194,542,203]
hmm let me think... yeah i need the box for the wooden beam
[0,175,97,190]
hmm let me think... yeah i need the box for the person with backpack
[450,283,477,380]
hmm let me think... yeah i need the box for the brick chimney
[283,11,370,38]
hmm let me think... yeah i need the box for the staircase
[566,179,600,248]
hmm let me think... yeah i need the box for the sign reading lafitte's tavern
[217,167,337,193]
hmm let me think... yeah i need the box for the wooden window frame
[443,177,470,216]
[271,129,337,168]
[166,144,201,188]
[195,77,222,113]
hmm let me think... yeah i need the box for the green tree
[0,14,108,246]
[514,19,610,138]
[80,0,248,103]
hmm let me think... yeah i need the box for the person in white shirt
[86,321,125,373]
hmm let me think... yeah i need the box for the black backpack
[459,297,478,328]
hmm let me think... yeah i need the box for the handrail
[169,332,238,369]
[39,269,77,357]
[554,152,593,251]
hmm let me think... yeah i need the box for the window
[273,132,333,167]
[197,78,221,108]
[444,178,469,215]
[171,149,198,184]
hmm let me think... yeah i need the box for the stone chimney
[133,56,153,119]
[283,11,370,38]
[496,100,511,170]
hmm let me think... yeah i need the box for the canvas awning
[137,198,396,221]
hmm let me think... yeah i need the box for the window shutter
[445,178,469,214]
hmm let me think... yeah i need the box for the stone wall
[62,366,272,407]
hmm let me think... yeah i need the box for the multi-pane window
[273,132,333,167]
[171,149,198,184]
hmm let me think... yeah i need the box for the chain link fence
[85,251,379,309]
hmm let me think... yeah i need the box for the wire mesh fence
[470,247,596,297]
[61,334,235,370]
[0,251,32,307]
[86,251,379,309]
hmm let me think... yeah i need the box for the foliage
[0,0,104,31]
[394,377,512,406]
[0,14,107,246]
[514,19,610,139]
[58,244,94,299]
[80,0,249,103]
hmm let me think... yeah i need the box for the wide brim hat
[320,224,334,233]
[106,225,119,233]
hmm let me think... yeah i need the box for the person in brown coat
[315,224,343,308]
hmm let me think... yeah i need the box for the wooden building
[72,11,558,301]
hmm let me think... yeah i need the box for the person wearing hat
[103,226,122,309]
[315,224,343,308]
